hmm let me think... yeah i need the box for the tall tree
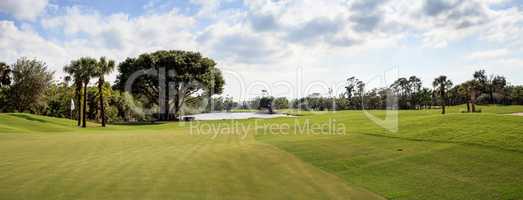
[467,80,481,112]
[345,76,364,109]
[9,58,54,113]
[64,60,83,126]
[433,75,453,114]
[115,50,225,121]
[391,77,409,109]
[79,57,97,127]
[408,76,422,109]
[94,57,115,127]
[491,75,507,103]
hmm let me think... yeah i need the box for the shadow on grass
[8,113,47,123]
[110,121,166,126]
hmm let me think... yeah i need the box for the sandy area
[510,113,523,116]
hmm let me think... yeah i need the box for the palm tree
[433,75,453,114]
[64,61,83,126]
[458,83,471,112]
[78,57,97,128]
[94,57,115,127]
[465,80,481,112]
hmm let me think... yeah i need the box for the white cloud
[40,6,198,61]
[1,6,199,81]
[0,0,48,21]
[0,20,66,71]
[2,0,523,97]
[466,49,510,60]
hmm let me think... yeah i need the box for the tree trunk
[441,88,446,114]
[466,102,470,112]
[471,91,477,112]
[76,83,82,127]
[208,91,213,113]
[173,89,180,121]
[98,79,105,127]
[489,91,494,104]
[163,82,170,121]
[82,82,88,128]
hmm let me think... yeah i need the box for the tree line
[0,50,225,127]
[235,71,523,114]
[1,51,523,125]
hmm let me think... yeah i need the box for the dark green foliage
[114,50,225,121]
[94,57,115,127]
[0,62,11,87]
[8,58,54,113]
[433,75,453,114]
[259,96,275,113]
[273,97,289,109]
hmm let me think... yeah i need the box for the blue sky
[1,0,523,99]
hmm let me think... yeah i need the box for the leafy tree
[459,80,481,112]
[44,81,73,118]
[491,75,507,103]
[115,50,224,121]
[258,96,275,114]
[510,86,523,105]
[408,76,422,109]
[9,58,53,113]
[433,75,453,114]
[418,88,433,109]
[390,76,423,109]
[345,76,365,109]
[273,97,289,109]
[0,62,11,87]
[473,70,507,104]
[0,62,11,111]
[109,91,141,122]
[345,77,359,100]
[223,96,236,112]
[94,57,115,127]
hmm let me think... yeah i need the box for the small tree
[273,97,289,109]
[459,80,481,112]
[433,75,453,114]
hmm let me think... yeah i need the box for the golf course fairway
[1,105,523,199]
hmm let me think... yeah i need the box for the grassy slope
[0,113,382,200]
[256,105,523,200]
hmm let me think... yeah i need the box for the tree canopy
[9,58,54,113]
[115,50,225,120]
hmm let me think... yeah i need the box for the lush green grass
[1,105,523,200]
[256,107,523,200]
[0,113,382,200]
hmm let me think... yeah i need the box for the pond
[183,112,290,121]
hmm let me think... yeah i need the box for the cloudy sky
[1,0,523,99]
